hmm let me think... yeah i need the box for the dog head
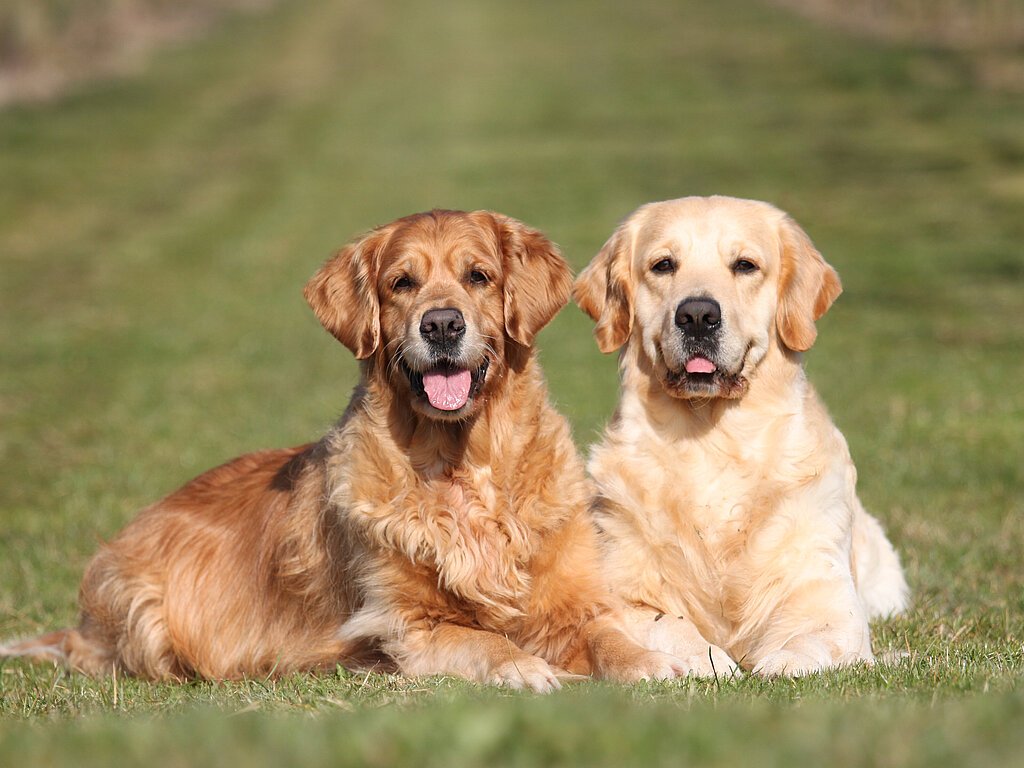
[573,196,841,400]
[305,210,571,421]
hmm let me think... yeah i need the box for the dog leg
[388,624,562,693]
[747,577,874,677]
[753,634,866,677]
[581,613,695,683]
[619,606,739,678]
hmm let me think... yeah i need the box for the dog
[572,196,909,676]
[2,209,690,691]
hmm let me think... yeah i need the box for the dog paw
[677,644,741,678]
[637,614,739,678]
[753,635,872,677]
[752,648,826,677]
[605,650,693,683]
[489,655,562,693]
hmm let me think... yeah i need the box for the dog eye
[392,275,415,291]
[468,270,490,285]
[732,259,758,274]
[651,258,676,274]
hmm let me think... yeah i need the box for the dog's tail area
[0,629,71,665]
[3,627,124,676]
[852,507,911,619]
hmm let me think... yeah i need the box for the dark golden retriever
[3,210,689,691]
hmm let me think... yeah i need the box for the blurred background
[0,0,1022,725]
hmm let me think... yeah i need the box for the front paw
[489,654,561,693]
[752,636,870,677]
[642,614,739,678]
[752,648,826,677]
[604,650,692,683]
[677,644,740,679]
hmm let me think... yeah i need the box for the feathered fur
[573,197,909,676]
[3,210,688,691]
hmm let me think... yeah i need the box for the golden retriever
[3,209,690,690]
[572,196,909,676]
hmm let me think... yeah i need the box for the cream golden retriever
[573,196,909,676]
[3,210,690,690]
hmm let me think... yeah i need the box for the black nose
[420,308,466,346]
[675,297,721,338]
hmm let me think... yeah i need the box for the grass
[772,0,1024,48]
[770,0,1024,91]
[4,684,1024,767]
[1,0,1022,762]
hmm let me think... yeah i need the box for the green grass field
[1,0,1022,763]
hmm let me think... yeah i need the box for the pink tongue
[685,357,717,374]
[422,368,472,411]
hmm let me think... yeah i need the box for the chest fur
[595,415,820,598]
[650,459,777,581]
[343,468,538,625]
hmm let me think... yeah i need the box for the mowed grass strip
[1,0,1022,759]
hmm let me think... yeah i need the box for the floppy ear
[492,213,573,347]
[303,225,392,359]
[571,222,635,353]
[776,216,843,352]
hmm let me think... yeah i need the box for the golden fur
[4,210,689,690]
[573,196,909,676]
